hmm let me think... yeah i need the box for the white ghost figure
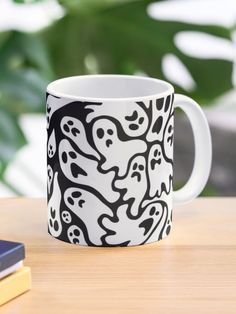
[163,114,174,161]
[102,201,168,246]
[86,100,149,137]
[47,165,53,193]
[67,225,87,245]
[146,94,174,142]
[114,155,147,217]
[60,116,100,160]
[46,94,71,129]
[61,210,72,224]
[59,139,120,203]
[148,143,173,198]
[47,129,56,158]
[48,172,62,238]
[64,187,113,246]
[93,119,147,177]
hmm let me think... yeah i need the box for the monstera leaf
[43,0,233,103]
[0,31,53,179]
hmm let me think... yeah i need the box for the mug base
[48,228,171,247]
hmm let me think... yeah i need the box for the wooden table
[0,198,236,314]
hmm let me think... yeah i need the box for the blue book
[0,240,25,272]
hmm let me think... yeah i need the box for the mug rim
[47,74,174,102]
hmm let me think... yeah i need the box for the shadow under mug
[46,75,212,247]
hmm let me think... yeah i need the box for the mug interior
[47,75,173,101]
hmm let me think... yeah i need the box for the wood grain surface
[0,198,236,314]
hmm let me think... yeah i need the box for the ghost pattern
[61,116,100,160]
[86,100,149,137]
[47,129,56,158]
[48,172,62,238]
[102,201,169,246]
[47,92,174,246]
[163,114,174,162]
[67,225,87,245]
[64,187,113,245]
[148,143,173,198]
[114,155,147,217]
[47,165,53,194]
[93,119,147,176]
[58,139,120,203]
[61,210,72,224]
[146,94,174,142]
[46,94,71,129]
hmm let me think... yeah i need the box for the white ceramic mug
[46,75,212,246]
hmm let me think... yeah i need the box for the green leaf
[0,32,53,114]
[43,0,233,104]
[0,31,53,181]
[0,109,26,178]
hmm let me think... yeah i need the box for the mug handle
[173,94,212,205]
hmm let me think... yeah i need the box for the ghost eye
[97,128,104,139]
[139,164,144,171]
[107,129,113,135]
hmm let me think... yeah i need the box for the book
[0,240,25,272]
[0,267,31,306]
[0,261,23,279]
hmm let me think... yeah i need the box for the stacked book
[0,240,31,306]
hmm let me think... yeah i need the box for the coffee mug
[46,75,211,246]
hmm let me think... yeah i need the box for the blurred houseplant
[0,0,233,194]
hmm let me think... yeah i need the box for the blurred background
[0,0,235,197]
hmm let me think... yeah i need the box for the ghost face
[163,115,174,162]
[148,143,173,198]
[86,101,148,137]
[59,139,120,204]
[47,165,53,194]
[93,119,147,177]
[61,116,100,160]
[48,172,62,238]
[93,119,118,154]
[115,155,147,217]
[64,187,113,245]
[67,225,87,245]
[47,129,56,158]
[102,200,168,246]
